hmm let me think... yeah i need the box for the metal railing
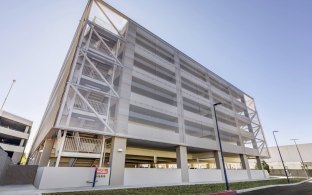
[236,113,250,122]
[73,97,107,115]
[89,38,114,58]
[63,136,102,154]
[82,65,102,81]
[88,99,107,115]
[82,64,112,83]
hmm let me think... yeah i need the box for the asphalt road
[241,181,312,195]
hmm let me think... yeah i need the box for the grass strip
[44,178,305,195]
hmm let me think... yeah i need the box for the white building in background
[267,143,312,170]
[0,110,32,164]
[29,0,269,187]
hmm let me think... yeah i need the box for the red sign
[97,168,108,175]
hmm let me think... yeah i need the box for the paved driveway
[240,181,312,195]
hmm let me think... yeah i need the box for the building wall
[266,143,312,169]
[0,110,32,164]
[27,0,270,186]
[34,167,109,189]
[35,0,268,158]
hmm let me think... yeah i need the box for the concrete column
[176,145,189,183]
[99,136,106,168]
[55,130,67,167]
[174,52,186,143]
[109,137,127,185]
[38,139,54,167]
[256,156,266,177]
[11,152,23,164]
[34,150,41,165]
[256,156,262,169]
[24,126,30,133]
[240,154,251,179]
[240,154,247,169]
[19,126,30,148]
[213,151,221,169]
[114,22,136,135]
[214,151,225,180]
[19,139,25,147]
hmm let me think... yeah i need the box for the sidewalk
[0,185,41,195]
[0,178,307,195]
[0,180,226,195]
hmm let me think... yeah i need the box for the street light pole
[290,139,309,178]
[273,131,290,183]
[1,79,16,110]
[213,102,230,191]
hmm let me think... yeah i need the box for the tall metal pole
[213,102,230,191]
[273,131,290,183]
[290,139,309,178]
[1,79,16,110]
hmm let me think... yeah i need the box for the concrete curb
[236,178,312,193]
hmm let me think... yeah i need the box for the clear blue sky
[0,0,311,153]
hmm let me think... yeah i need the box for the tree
[261,160,270,173]
[20,153,27,165]
[255,160,270,173]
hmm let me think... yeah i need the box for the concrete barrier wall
[264,170,270,178]
[189,169,222,183]
[250,170,266,180]
[270,169,312,177]
[1,165,38,185]
[34,167,269,189]
[34,167,110,189]
[34,167,44,188]
[124,168,182,186]
[0,156,11,185]
[227,170,249,181]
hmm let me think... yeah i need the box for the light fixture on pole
[273,131,290,183]
[290,139,309,178]
[1,79,16,110]
[213,102,230,191]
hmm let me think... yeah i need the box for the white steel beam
[99,136,106,167]
[83,53,119,97]
[89,25,123,66]
[70,84,114,133]
[94,0,123,38]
